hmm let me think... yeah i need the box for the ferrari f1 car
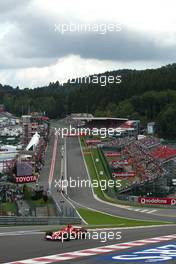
[45,224,88,241]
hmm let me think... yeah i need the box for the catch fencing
[0,216,82,225]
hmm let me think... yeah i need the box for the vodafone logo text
[138,197,176,206]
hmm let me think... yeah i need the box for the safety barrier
[0,216,82,225]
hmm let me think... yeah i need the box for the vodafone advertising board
[138,197,176,206]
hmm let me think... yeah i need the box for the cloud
[0,55,171,88]
[0,0,30,14]
[0,0,176,87]
[1,15,176,69]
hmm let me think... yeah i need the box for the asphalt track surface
[38,129,76,217]
[66,136,176,222]
[0,225,176,263]
[1,132,176,263]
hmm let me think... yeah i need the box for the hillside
[1,63,176,139]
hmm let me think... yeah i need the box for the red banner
[138,197,176,206]
[86,140,101,144]
[112,172,135,177]
[109,160,128,165]
[105,152,120,157]
[16,175,37,183]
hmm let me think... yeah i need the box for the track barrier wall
[0,216,82,225]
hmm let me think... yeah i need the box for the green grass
[84,151,104,199]
[0,202,17,214]
[80,137,87,148]
[78,207,171,226]
[81,140,129,204]
[30,198,48,207]
[80,137,106,199]
[91,148,118,198]
[81,140,119,202]
[92,148,108,181]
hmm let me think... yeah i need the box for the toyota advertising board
[138,197,176,206]
[17,162,33,177]
[15,175,37,183]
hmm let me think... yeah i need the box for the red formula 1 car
[45,224,87,241]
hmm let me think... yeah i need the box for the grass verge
[0,202,17,214]
[77,207,172,226]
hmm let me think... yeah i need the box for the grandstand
[67,115,140,137]
[138,135,160,149]
[72,116,128,129]
[150,146,176,162]
[98,135,176,196]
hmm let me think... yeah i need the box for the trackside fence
[0,216,82,225]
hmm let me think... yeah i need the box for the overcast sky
[0,0,176,88]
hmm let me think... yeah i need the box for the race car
[45,224,88,241]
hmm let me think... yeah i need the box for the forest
[0,63,176,139]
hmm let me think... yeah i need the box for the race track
[0,225,176,263]
[1,134,176,264]
[66,136,176,222]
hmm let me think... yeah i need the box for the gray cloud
[0,0,31,16]
[0,0,176,70]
